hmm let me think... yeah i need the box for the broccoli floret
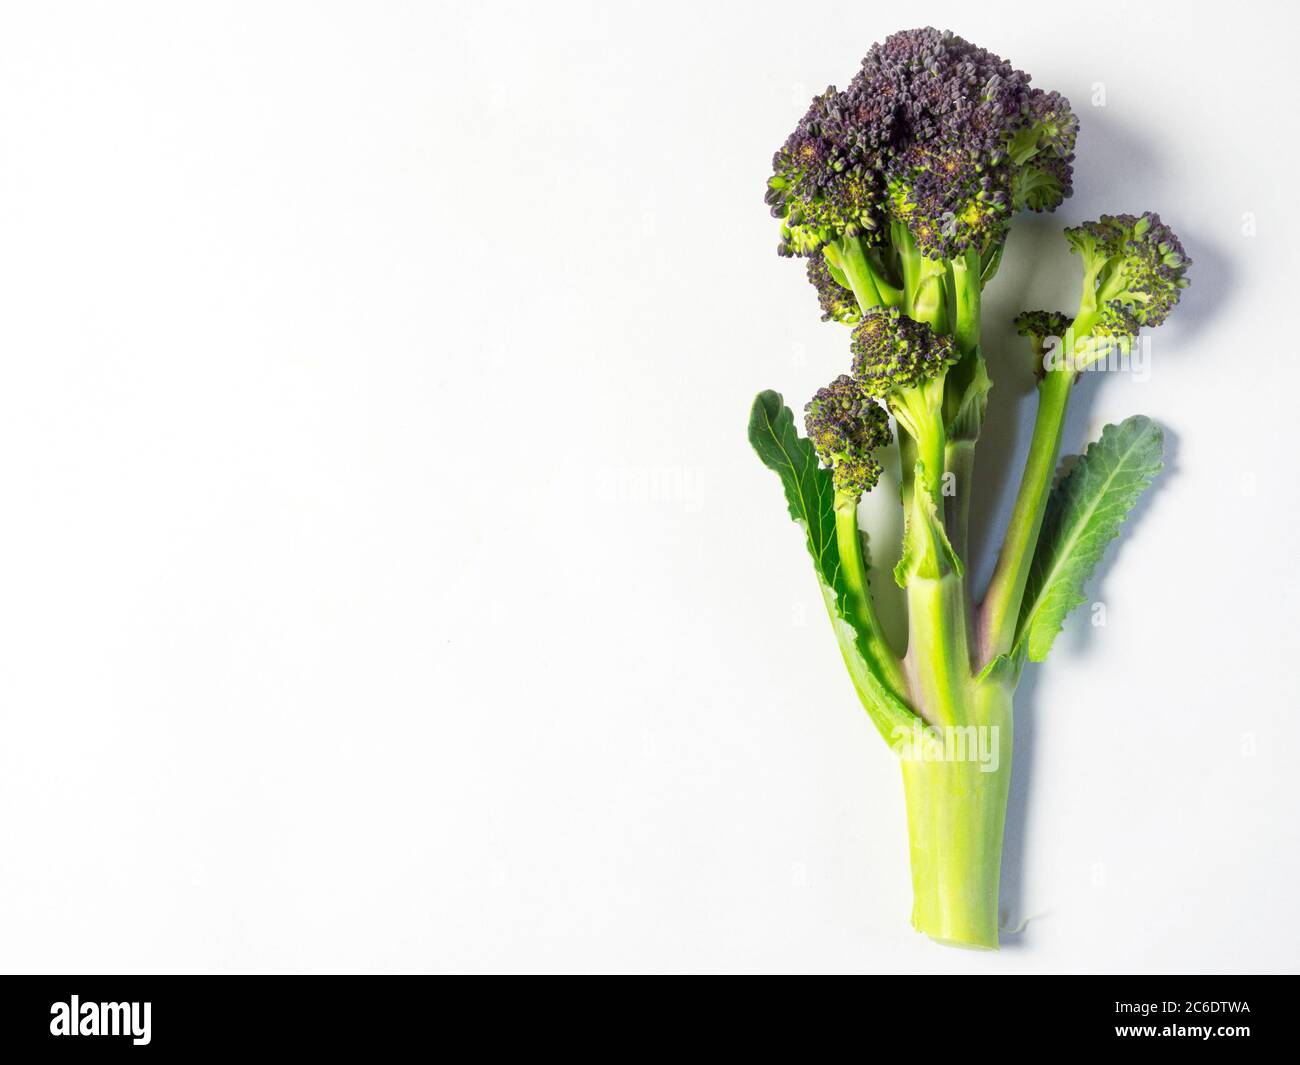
[807,252,861,324]
[1102,212,1190,327]
[767,27,1077,286]
[1014,310,1074,377]
[888,145,1012,261]
[1011,90,1080,161]
[1087,302,1142,356]
[1014,310,1074,345]
[1066,212,1191,331]
[1017,212,1191,376]
[1050,212,1193,369]
[1063,217,1117,263]
[1006,89,1078,212]
[852,307,956,395]
[804,375,892,495]
[1012,151,1073,213]
[849,306,957,491]
[767,87,888,258]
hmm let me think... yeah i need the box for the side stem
[979,368,1074,660]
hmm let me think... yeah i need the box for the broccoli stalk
[751,28,1190,949]
[901,681,1013,947]
[982,213,1191,658]
[979,368,1074,659]
[805,377,909,696]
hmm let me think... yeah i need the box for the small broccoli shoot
[1058,212,1191,368]
[851,306,956,448]
[1014,310,1075,377]
[1067,212,1191,326]
[804,375,891,495]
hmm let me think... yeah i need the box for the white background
[0,1,1295,974]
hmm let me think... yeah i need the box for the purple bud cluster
[1014,309,1076,378]
[806,252,861,323]
[768,28,1077,260]
[803,375,892,495]
[1103,212,1191,327]
[1014,309,1074,346]
[850,306,957,396]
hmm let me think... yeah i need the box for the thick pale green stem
[901,681,1013,949]
[874,234,1012,949]
[980,369,1073,659]
[906,572,970,727]
[834,491,907,698]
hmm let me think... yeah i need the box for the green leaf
[747,390,837,582]
[1016,415,1164,662]
[748,391,918,741]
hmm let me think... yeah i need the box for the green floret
[807,252,861,324]
[1065,212,1191,337]
[1103,213,1190,327]
[1078,303,1142,366]
[1006,89,1077,212]
[1063,217,1119,264]
[1007,91,1078,163]
[804,375,892,495]
[833,449,885,496]
[1011,152,1072,212]
[1091,302,1141,341]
